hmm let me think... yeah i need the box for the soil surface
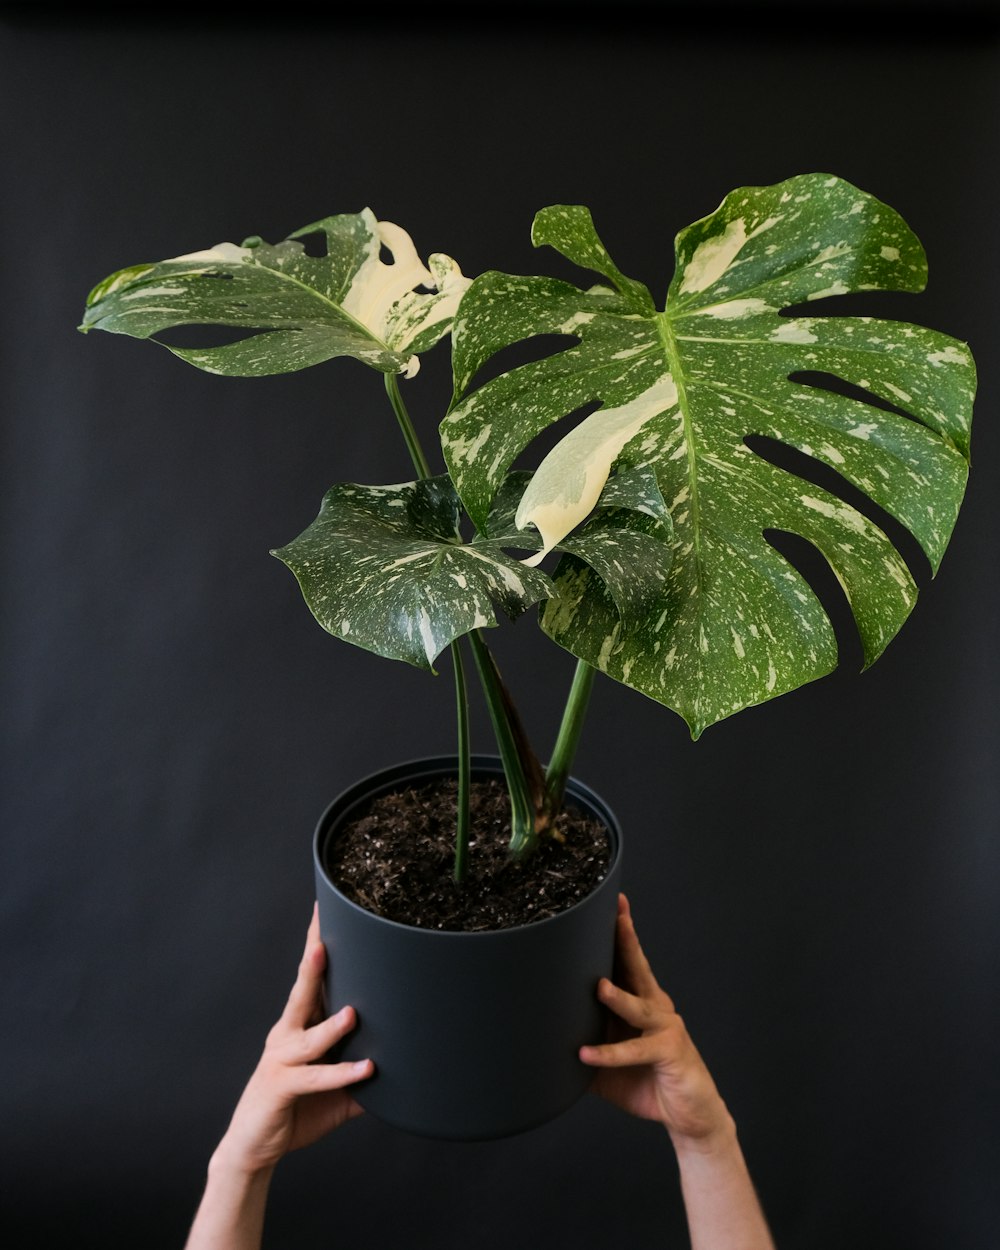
[325,777,612,932]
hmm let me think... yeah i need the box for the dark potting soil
[325,777,611,932]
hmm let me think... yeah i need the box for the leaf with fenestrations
[270,477,553,672]
[441,173,976,737]
[79,211,470,379]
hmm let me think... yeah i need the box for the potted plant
[79,172,976,1140]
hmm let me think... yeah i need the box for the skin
[579,894,775,1250]
[580,891,735,1137]
[185,906,372,1250]
[185,896,775,1250]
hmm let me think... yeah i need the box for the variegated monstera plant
[80,173,976,879]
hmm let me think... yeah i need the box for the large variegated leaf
[79,211,469,379]
[270,478,552,671]
[441,174,976,736]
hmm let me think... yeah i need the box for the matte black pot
[313,755,623,1141]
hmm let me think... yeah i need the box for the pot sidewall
[313,756,623,1141]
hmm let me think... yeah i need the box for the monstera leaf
[80,210,469,378]
[270,478,551,670]
[441,174,976,736]
[270,470,674,670]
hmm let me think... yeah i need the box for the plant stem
[382,370,544,862]
[467,630,541,858]
[451,640,471,883]
[383,372,474,873]
[545,659,596,817]
[384,373,433,480]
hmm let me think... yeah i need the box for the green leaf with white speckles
[80,211,470,379]
[442,174,976,736]
[480,466,675,627]
[272,468,675,671]
[270,477,553,672]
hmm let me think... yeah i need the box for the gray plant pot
[313,755,623,1141]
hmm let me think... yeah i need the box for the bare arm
[184,906,373,1250]
[580,894,776,1250]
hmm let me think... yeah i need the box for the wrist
[666,1108,739,1161]
[186,1141,276,1250]
[208,1136,278,1188]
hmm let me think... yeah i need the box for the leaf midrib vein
[244,259,394,352]
[657,310,703,582]
[138,255,399,357]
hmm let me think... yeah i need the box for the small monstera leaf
[271,468,674,671]
[80,210,469,379]
[441,174,976,736]
[270,477,553,671]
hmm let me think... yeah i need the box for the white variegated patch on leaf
[270,477,553,671]
[514,375,680,564]
[480,466,675,627]
[80,210,470,379]
[441,174,976,736]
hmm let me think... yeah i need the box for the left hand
[580,893,733,1149]
[213,905,373,1176]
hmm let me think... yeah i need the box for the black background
[2,5,998,1248]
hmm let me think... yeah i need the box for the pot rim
[313,753,623,939]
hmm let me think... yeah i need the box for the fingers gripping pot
[313,756,623,1141]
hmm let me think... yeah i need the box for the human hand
[580,894,734,1152]
[212,904,374,1178]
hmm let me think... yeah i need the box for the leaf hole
[294,230,329,258]
[379,243,396,265]
[779,290,920,322]
[788,370,920,425]
[155,324,279,349]
[191,270,235,281]
[745,432,932,588]
[512,398,602,471]
[762,528,864,671]
[466,332,580,391]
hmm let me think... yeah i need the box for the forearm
[183,1145,275,1250]
[671,1120,776,1250]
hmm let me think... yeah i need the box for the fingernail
[353,1059,371,1074]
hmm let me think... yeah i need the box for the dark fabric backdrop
[2,6,998,1248]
